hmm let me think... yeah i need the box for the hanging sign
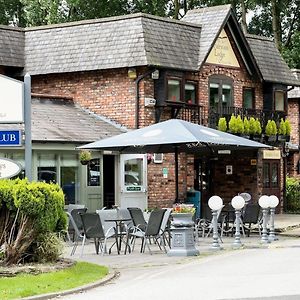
[0,130,22,146]
[0,75,24,123]
[0,158,22,179]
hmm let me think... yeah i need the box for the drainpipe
[135,69,154,129]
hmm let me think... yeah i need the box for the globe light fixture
[258,195,270,244]
[208,195,223,250]
[231,195,245,248]
[269,195,279,242]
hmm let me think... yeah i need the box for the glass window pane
[243,88,254,109]
[263,163,270,188]
[61,167,77,205]
[271,164,279,187]
[275,91,285,111]
[38,166,57,183]
[88,158,100,186]
[167,79,180,102]
[222,84,231,106]
[210,83,219,108]
[124,158,143,186]
[185,83,196,104]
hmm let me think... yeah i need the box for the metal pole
[268,207,278,242]
[175,147,179,202]
[24,73,32,181]
[260,208,270,244]
[233,209,243,248]
[211,210,221,250]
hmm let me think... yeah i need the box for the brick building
[0,5,299,212]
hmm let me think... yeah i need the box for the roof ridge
[186,4,231,14]
[246,33,273,42]
[24,12,201,32]
[0,24,24,32]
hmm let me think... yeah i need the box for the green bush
[249,117,256,135]
[228,115,238,133]
[278,118,286,135]
[286,177,300,212]
[285,119,291,135]
[255,118,262,135]
[243,117,250,135]
[217,117,227,132]
[236,115,244,134]
[265,120,277,136]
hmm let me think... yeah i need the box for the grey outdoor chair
[128,208,166,254]
[127,207,147,231]
[79,212,108,256]
[67,207,87,243]
[241,203,262,236]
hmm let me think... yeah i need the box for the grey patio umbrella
[79,119,270,200]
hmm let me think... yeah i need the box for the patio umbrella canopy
[80,119,270,201]
[79,119,269,153]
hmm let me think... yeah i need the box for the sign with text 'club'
[0,75,24,123]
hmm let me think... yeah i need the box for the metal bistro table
[104,218,131,254]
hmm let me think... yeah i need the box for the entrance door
[103,155,115,209]
[262,160,281,199]
[119,154,147,210]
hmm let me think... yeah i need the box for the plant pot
[251,134,262,142]
[80,160,89,165]
[265,135,276,143]
[171,213,194,227]
[277,134,287,142]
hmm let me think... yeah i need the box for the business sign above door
[0,158,22,179]
[0,75,24,123]
[0,130,22,146]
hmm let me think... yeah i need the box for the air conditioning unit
[153,153,163,163]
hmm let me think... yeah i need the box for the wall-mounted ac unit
[153,153,163,163]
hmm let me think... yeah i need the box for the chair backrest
[96,209,118,235]
[160,208,172,233]
[145,209,166,236]
[79,212,105,239]
[70,208,87,231]
[127,207,147,230]
[118,208,133,228]
[66,212,83,239]
[239,192,252,204]
[243,204,260,224]
[67,204,85,213]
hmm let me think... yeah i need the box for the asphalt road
[59,242,300,300]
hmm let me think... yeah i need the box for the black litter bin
[186,190,201,219]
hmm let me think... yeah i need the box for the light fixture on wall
[128,68,137,79]
[151,69,159,80]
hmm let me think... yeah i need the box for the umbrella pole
[175,147,179,202]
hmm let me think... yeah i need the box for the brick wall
[288,99,299,145]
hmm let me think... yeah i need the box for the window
[38,167,57,183]
[124,158,143,186]
[184,82,196,104]
[87,158,100,186]
[274,90,285,111]
[243,88,255,109]
[209,76,233,111]
[167,79,181,102]
[167,77,198,104]
[263,162,279,188]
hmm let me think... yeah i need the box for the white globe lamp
[231,195,245,210]
[258,195,270,209]
[259,195,270,243]
[231,195,245,248]
[269,195,279,208]
[208,195,223,211]
[208,195,223,250]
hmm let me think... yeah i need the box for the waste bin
[186,190,201,219]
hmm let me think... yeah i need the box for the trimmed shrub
[217,117,227,132]
[285,119,291,136]
[236,115,244,134]
[286,177,300,212]
[255,118,262,135]
[228,115,238,133]
[265,120,277,136]
[278,118,286,135]
[243,117,250,135]
[249,117,256,135]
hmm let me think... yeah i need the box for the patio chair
[129,208,166,254]
[241,203,262,236]
[160,208,172,247]
[67,207,87,243]
[127,207,147,231]
[79,212,108,256]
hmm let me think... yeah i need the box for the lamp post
[208,195,223,250]
[269,195,279,242]
[231,195,245,248]
[258,195,270,244]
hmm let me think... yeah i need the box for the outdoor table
[104,218,131,254]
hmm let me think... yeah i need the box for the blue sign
[0,130,21,146]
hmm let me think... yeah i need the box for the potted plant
[277,118,287,142]
[265,120,277,143]
[79,150,92,165]
[249,117,256,139]
[236,115,245,135]
[243,117,250,138]
[285,119,291,142]
[228,115,238,134]
[171,204,196,227]
[217,117,227,132]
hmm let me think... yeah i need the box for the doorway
[103,155,115,209]
[262,160,281,200]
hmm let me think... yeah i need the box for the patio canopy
[79,119,270,153]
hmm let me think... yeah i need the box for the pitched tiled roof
[182,4,231,69]
[0,25,24,67]
[246,34,300,86]
[24,14,201,75]
[0,97,126,143]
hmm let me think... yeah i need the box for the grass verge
[0,262,109,299]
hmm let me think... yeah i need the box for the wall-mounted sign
[226,165,233,175]
[126,186,142,192]
[206,29,240,67]
[0,130,22,146]
[163,167,168,178]
[251,159,257,166]
[263,150,281,160]
[0,75,24,123]
[0,158,22,179]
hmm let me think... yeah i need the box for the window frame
[273,89,286,112]
[166,75,198,105]
[243,87,255,110]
